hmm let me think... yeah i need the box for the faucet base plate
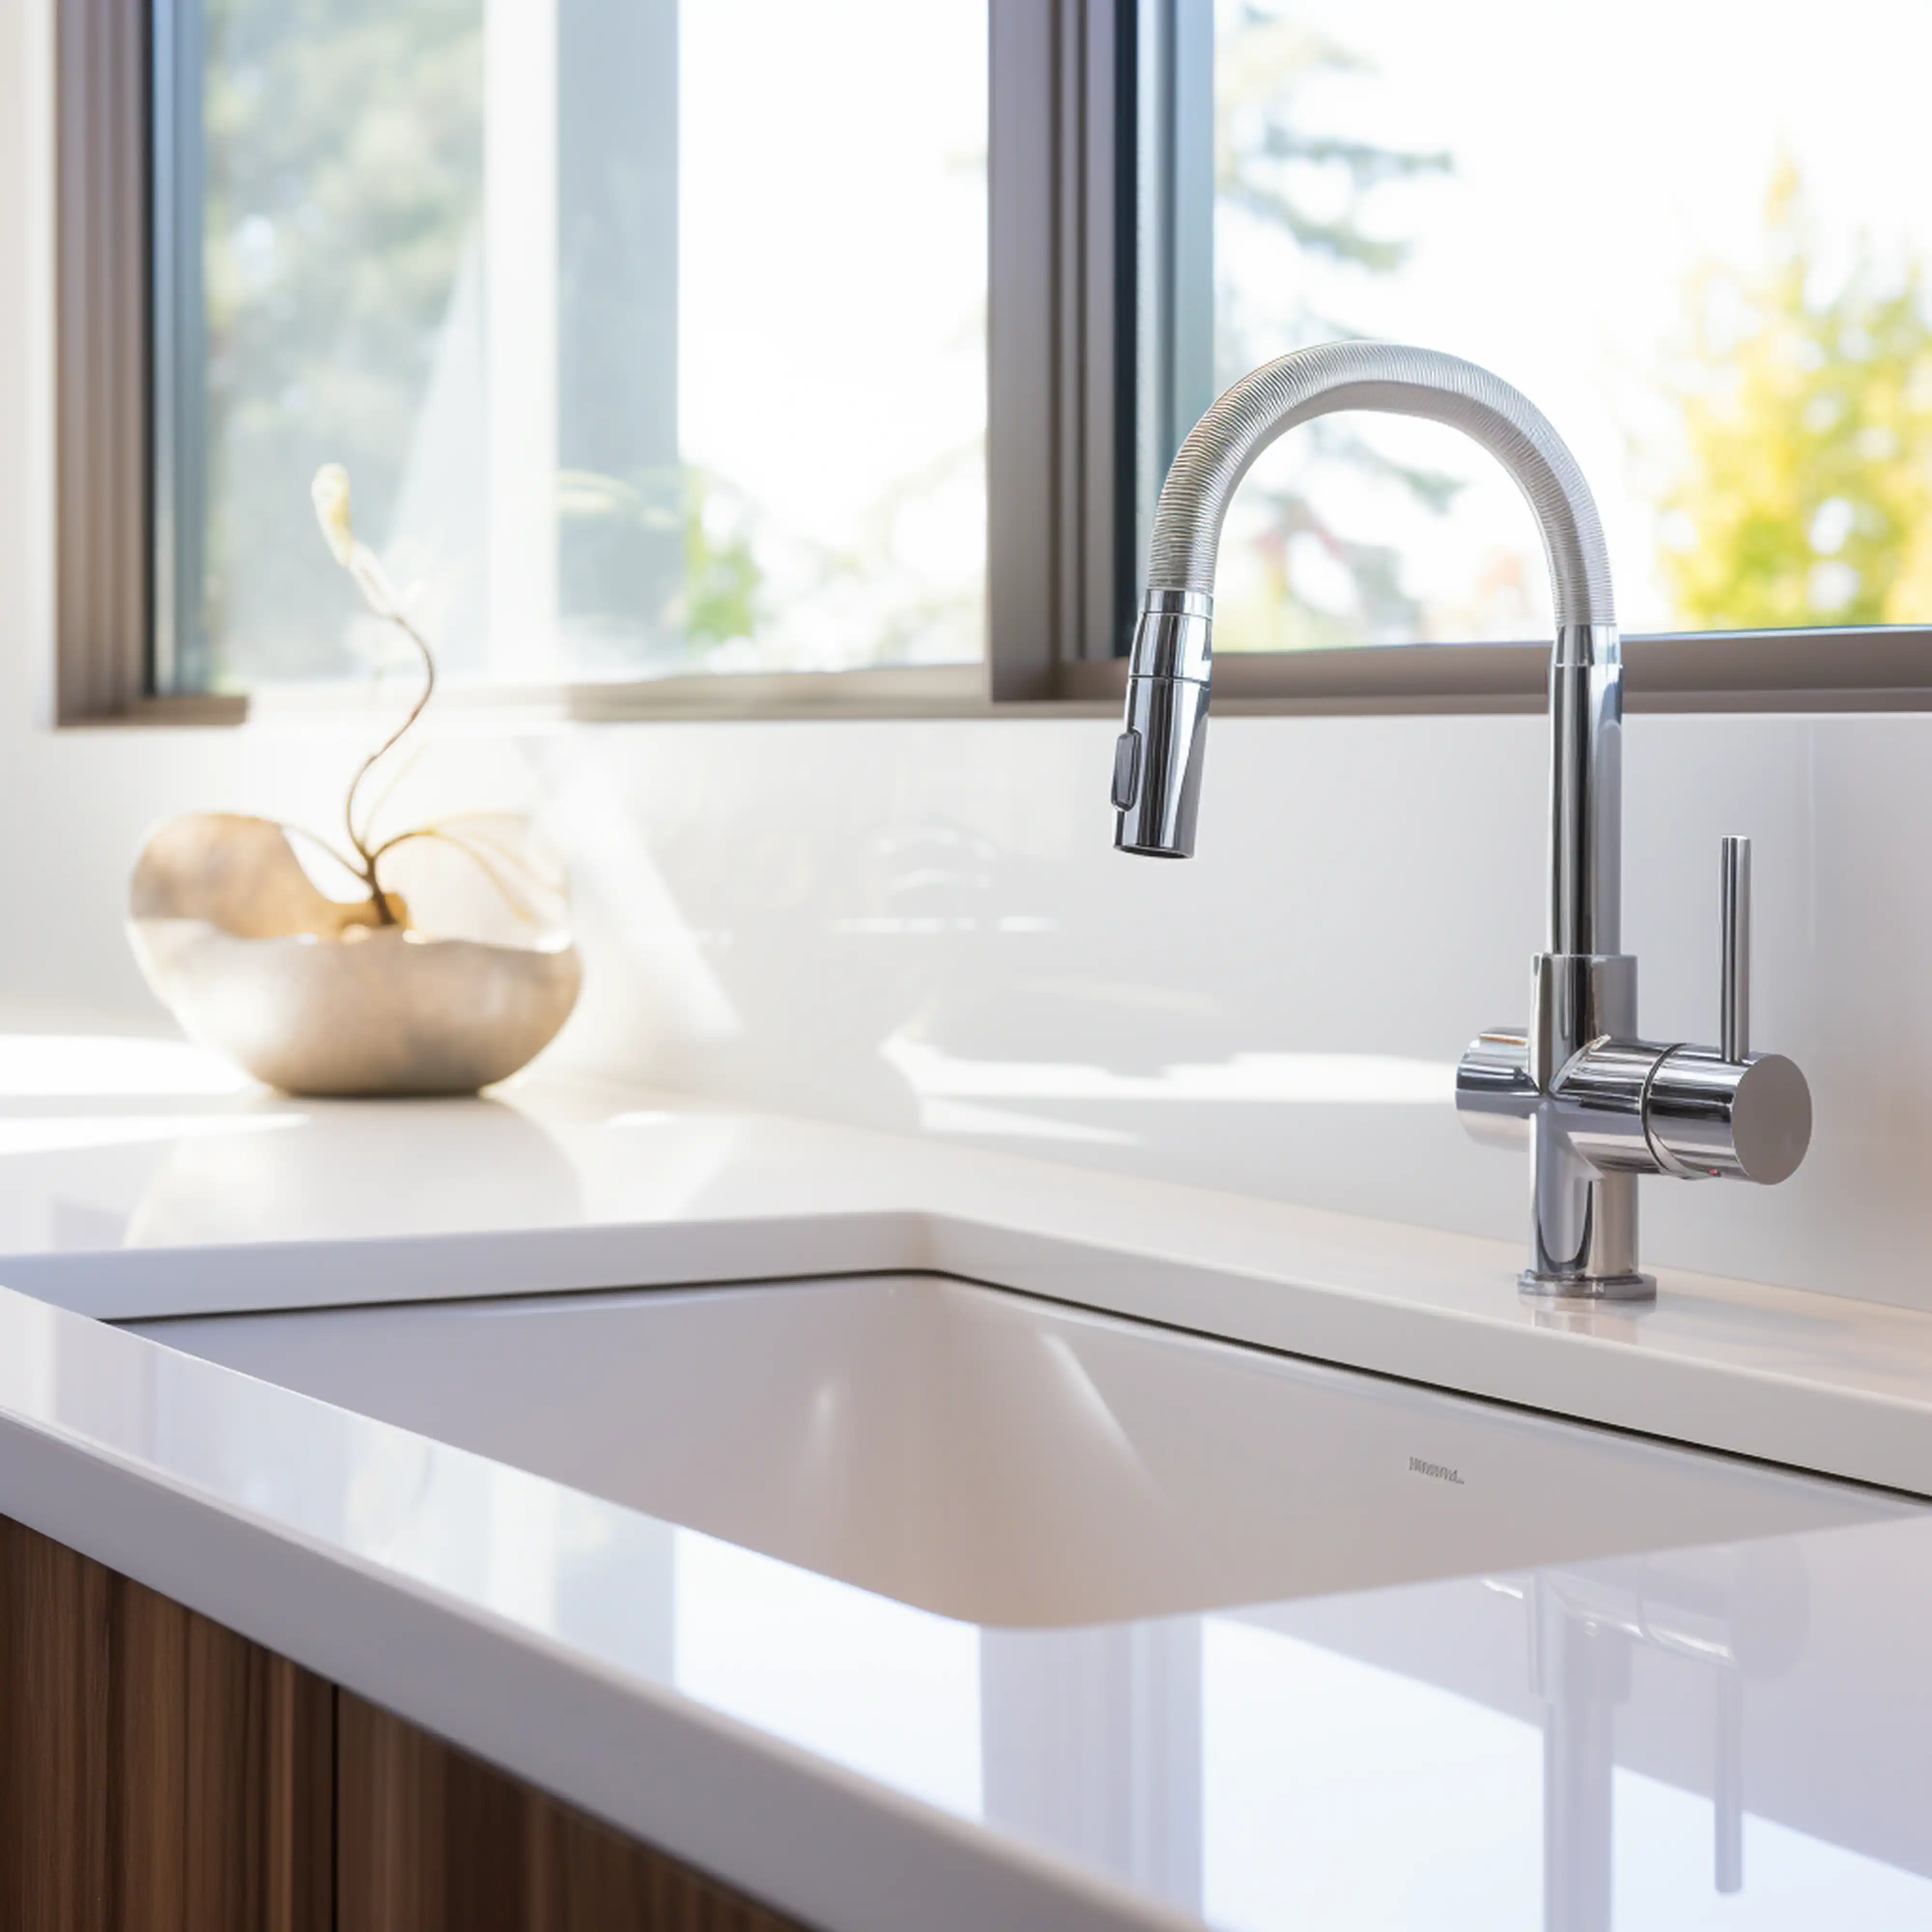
[1518,1268,1656,1303]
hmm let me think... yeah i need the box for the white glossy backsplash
[0,696,1922,1307]
[1,2,1923,1311]
[529,709,1924,1305]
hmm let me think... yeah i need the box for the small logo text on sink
[1408,1455,1464,1486]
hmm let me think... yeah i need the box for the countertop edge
[0,1381,1197,1932]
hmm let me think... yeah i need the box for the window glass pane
[159,0,987,692]
[1185,0,1932,652]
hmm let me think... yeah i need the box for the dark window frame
[47,0,1932,725]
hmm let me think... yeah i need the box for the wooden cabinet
[335,1693,801,1932]
[0,1515,332,1932]
[0,1516,809,1932]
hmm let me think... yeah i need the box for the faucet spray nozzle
[1112,593,1213,859]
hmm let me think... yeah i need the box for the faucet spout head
[1112,592,1213,858]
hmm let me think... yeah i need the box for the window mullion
[987,0,1137,698]
[54,0,151,720]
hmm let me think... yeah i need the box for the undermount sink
[130,1272,1897,1629]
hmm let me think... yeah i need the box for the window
[152,0,987,694]
[1149,0,1932,672]
[48,0,1932,718]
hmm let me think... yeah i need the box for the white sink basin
[132,1272,1895,1628]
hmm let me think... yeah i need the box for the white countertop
[8,1027,1932,1493]
[3,1024,1932,1928]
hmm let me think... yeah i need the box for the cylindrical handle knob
[1645,1047,1811,1183]
[1455,1026,1536,1150]
[1721,836,1750,1062]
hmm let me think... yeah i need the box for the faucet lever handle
[1720,836,1750,1062]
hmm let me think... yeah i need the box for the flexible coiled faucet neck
[1145,341,1616,625]
[1115,341,1623,958]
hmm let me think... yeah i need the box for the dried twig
[308,464,550,931]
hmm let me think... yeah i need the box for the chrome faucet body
[1110,343,1811,1298]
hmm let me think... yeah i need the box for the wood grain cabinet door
[0,1515,813,1932]
[335,1691,810,1932]
[0,1516,334,1932]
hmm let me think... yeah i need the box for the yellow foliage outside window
[1663,161,1932,632]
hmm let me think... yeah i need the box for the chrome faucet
[1110,342,1811,1299]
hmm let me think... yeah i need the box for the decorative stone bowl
[128,814,582,1097]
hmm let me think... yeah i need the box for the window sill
[66,664,1030,730]
[54,626,1932,729]
[1065,625,1932,716]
